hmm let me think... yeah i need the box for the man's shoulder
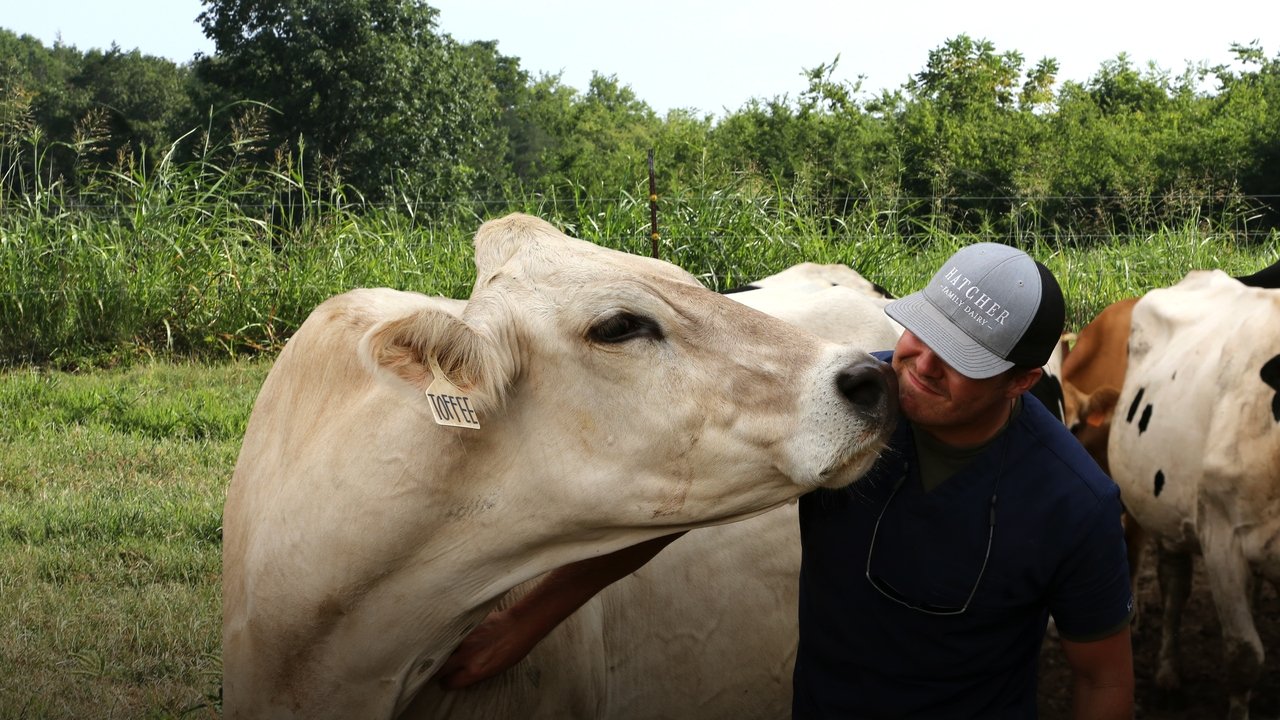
[1014,399,1118,503]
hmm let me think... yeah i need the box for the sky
[5,1,1280,118]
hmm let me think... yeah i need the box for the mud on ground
[1038,541,1280,719]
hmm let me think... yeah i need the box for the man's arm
[1059,627,1134,720]
[438,531,685,689]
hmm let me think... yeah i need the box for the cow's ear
[472,213,559,287]
[357,306,512,413]
[1083,386,1121,428]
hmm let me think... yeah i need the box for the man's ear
[1007,367,1043,398]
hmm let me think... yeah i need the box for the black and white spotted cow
[1108,269,1280,720]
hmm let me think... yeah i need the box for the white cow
[742,261,894,300]
[222,213,898,719]
[726,261,903,346]
[1108,270,1280,720]
[728,283,902,344]
[402,272,905,720]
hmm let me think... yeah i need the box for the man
[442,243,1135,719]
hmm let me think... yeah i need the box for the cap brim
[884,292,1014,379]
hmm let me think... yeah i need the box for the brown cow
[1059,298,1144,604]
[1060,296,1138,452]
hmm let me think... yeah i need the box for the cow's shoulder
[749,262,890,298]
[727,284,900,348]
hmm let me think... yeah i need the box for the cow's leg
[1123,513,1146,632]
[1153,543,1191,690]
[1197,502,1263,720]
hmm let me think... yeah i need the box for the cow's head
[359,213,897,529]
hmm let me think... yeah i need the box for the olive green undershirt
[910,396,1021,493]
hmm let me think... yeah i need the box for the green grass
[0,360,267,719]
[10,195,1274,366]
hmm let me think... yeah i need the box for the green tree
[1,30,197,192]
[708,58,895,219]
[1206,43,1280,227]
[895,35,1045,228]
[1087,53,1170,115]
[512,72,661,194]
[195,0,505,201]
[1019,57,1060,111]
[0,30,85,189]
[74,46,194,160]
[454,38,525,194]
[910,35,1025,115]
[1048,56,1186,230]
[500,71,578,185]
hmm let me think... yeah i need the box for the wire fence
[13,192,1280,211]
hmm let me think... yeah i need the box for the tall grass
[0,111,486,367]
[3,104,1279,368]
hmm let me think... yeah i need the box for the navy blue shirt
[793,352,1132,719]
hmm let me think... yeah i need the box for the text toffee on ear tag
[426,356,481,429]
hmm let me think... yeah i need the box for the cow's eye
[588,312,663,343]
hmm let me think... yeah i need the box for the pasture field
[0,213,1276,718]
[0,361,266,718]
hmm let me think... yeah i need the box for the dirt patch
[1038,541,1280,718]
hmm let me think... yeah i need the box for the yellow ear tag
[425,356,481,430]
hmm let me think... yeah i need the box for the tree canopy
[194,0,507,199]
[2,10,1279,234]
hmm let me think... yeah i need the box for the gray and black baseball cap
[883,243,1065,379]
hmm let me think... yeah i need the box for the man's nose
[915,346,944,376]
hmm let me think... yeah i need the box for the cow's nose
[837,357,898,418]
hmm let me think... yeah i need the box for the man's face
[891,330,1035,445]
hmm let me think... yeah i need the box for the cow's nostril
[837,360,887,410]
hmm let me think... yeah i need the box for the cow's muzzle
[837,357,899,427]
